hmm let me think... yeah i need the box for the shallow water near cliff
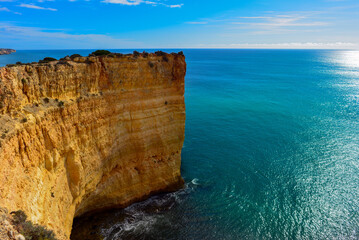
[2,49,359,239]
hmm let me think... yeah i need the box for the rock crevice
[0,52,186,239]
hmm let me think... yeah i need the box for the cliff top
[0,49,186,240]
[0,50,186,147]
[2,50,184,68]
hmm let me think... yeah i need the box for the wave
[101,178,199,240]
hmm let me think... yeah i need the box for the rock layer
[0,52,186,239]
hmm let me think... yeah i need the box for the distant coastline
[0,49,16,55]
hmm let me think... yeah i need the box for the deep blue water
[2,49,359,239]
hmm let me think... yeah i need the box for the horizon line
[6,48,359,51]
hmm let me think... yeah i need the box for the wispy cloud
[0,22,142,49]
[168,4,182,8]
[232,14,327,28]
[179,8,359,49]
[101,0,143,5]
[0,6,9,11]
[101,0,183,8]
[186,11,330,35]
[18,3,57,11]
[190,42,357,49]
[0,5,21,14]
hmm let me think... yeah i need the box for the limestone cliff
[0,49,16,55]
[0,51,186,239]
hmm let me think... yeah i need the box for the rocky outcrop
[0,49,16,55]
[0,52,186,239]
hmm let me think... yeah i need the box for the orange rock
[0,52,186,239]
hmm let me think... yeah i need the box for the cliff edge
[0,51,186,239]
[0,49,16,55]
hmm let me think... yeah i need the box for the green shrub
[148,61,154,68]
[70,54,82,59]
[91,50,111,56]
[142,51,149,58]
[133,51,140,57]
[10,210,57,240]
[155,51,166,56]
[58,101,64,107]
[39,57,57,64]
[11,210,27,224]
[21,78,27,85]
[178,51,184,56]
[44,97,50,103]
[21,118,27,123]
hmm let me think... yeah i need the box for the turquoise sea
[2,49,359,239]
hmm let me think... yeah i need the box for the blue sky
[0,0,358,49]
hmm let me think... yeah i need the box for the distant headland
[0,49,16,55]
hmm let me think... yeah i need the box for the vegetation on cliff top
[91,50,111,56]
[39,57,57,64]
[2,50,184,68]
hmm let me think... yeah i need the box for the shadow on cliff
[70,179,200,240]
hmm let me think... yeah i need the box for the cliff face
[0,49,16,55]
[0,52,186,239]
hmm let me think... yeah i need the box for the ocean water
[2,49,359,239]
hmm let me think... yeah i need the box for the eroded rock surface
[0,52,186,239]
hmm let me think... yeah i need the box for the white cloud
[0,6,10,11]
[0,22,142,49]
[186,12,330,36]
[169,4,183,8]
[232,14,327,28]
[102,0,143,5]
[239,16,272,19]
[101,0,183,8]
[190,42,357,49]
[0,5,21,14]
[18,3,57,11]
